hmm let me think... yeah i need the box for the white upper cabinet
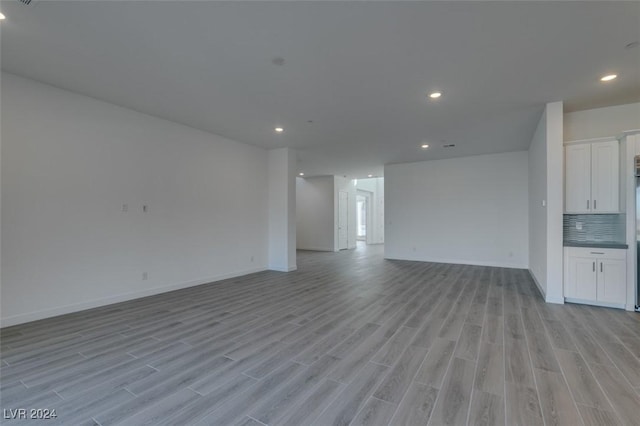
[564,139,619,213]
[565,144,592,213]
[590,140,619,213]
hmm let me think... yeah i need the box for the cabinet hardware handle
[594,200,597,210]
[593,261,595,272]
[600,262,603,272]
[590,252,605,255]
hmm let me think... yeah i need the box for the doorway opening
[357,195,366,241]
[354,177,384,246]
[357,191,372,244]
[338,190,349,250]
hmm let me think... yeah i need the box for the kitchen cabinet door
[565,144,592,213]
[591,140,619,213]
[597,259,626,304]
[566,256,597,300]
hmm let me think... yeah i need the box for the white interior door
[338,191,348,250]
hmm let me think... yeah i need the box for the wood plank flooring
[1,244,639,425]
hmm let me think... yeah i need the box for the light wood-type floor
[1,244,639,425]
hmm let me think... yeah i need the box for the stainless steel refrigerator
[635,156,640,310]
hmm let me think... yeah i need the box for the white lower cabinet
[597,259,626,304]
[563,247,626,307]
[566,256,597,300]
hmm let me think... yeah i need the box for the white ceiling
[2,1,639,178]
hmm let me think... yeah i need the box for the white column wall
[268,148,297,271]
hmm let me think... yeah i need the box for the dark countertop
[563,241,628,249]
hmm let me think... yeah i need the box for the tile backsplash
[563,214,626,243]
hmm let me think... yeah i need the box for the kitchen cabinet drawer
[565,246,626,260]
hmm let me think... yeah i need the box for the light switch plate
[576,222,583,230]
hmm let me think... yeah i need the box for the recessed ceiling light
[275,127,284,133]
[299,172,304,176]
[421,144,430,149]
[600,74,617,82]
[0,13,6,20]
[429,92,442,99]
[368,174,373,178]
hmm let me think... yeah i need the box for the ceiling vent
[443,144,456,148]
[18,0,36,5]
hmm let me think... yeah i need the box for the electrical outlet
[142,272,148,280]
[143,205,148,213]
[122,204,128,212]
[250,256,254,262]
[576,222,583,230]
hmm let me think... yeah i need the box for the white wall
[528,101,564,303]
[268,148,297,272]
[355,177,385,244]
[564,102,640,141]
[296,176,335,251]
[546,102,564,303]
[385,151,529,268]
[1,73,270,326]
[528,109,548,297]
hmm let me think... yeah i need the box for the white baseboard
[297,246,334,252]
[528,269,547,300]
[565,297,624,310]
[384,255,527,269]
[1,266,268,328]
[269,265,297,272]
